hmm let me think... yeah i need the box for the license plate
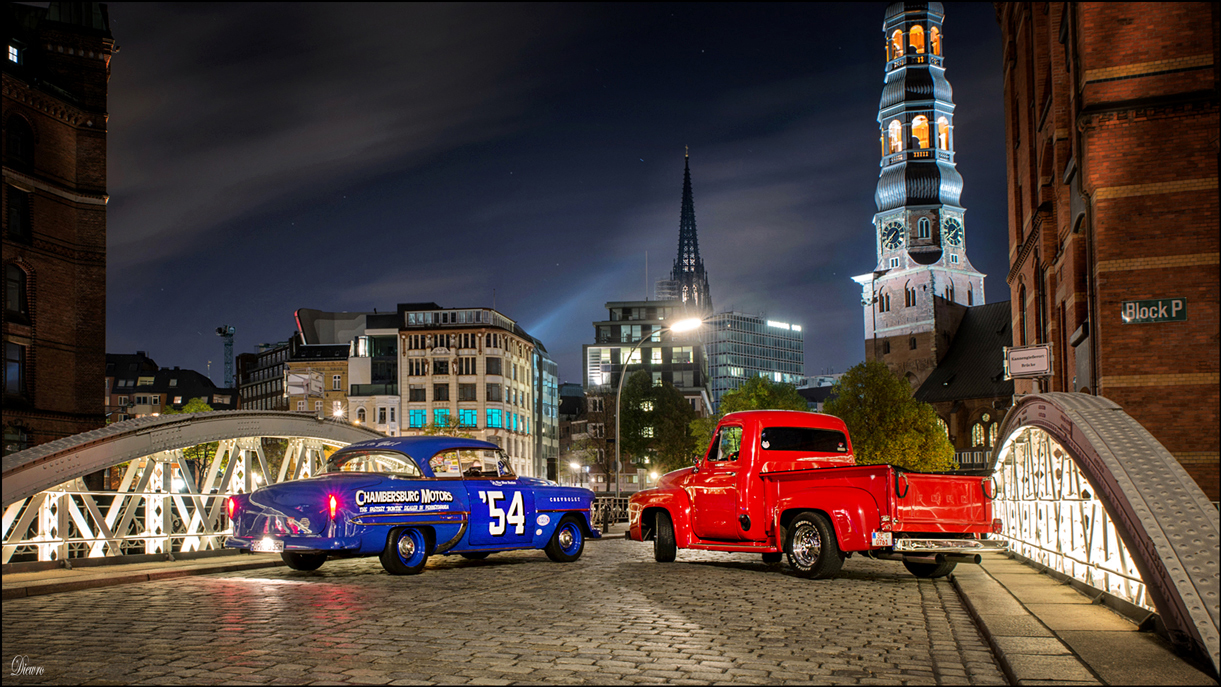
[871,531,893,547]
[252,538,284,553]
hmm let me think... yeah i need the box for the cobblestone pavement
[2,539,1007,685]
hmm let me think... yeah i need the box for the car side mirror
[691,456,700,473]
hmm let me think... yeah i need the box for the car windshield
[326,450,423,476]
[429,449,514,479]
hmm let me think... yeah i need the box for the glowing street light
[615,316,705,498]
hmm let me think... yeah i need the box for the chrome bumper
[894,538,1009,554]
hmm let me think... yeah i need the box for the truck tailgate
[893,471,991,533]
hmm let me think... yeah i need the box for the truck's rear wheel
[785,512,844,579]
[903,558,957,578]
[654,511,677,562]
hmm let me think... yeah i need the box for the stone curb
[2,558,286,600]
[952,565,1102,686]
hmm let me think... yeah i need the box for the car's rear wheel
[380,527,429,575]
[785,512,844,579]
[460,551,490,560]
[544,515,585,562]
[903,558,957,578]
[281,552,326,571]
[653,511,677,563]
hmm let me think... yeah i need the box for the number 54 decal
[478,491,525,536]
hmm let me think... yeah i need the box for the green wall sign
[1121,298,1187,324]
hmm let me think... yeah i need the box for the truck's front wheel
[654,511,677,562]
[786,512,844,579]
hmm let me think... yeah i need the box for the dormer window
[910,26,925,54]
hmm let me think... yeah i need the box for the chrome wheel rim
[558,527,574,550]
[397,533,417,559]
[791,524,821,567]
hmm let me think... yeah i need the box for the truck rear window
[760,427,848,453]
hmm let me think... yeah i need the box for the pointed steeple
[667,148,712,313]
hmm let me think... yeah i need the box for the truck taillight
[992,518,1003,534]
[329,494,338,520]
[227,497,236,519]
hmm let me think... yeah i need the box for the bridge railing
[592,496,630,530]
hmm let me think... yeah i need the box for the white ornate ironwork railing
[993,426,1152,611]
[2,437,330,563]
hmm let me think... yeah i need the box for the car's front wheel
[544,515,585,562]
[380,527,429,575]
[785,512,844,579]
[281,552,326,571]
[653,511,677,563]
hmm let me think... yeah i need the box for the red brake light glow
[227,496,236,519]
[329,494,338,520]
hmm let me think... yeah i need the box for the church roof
[915,301,1014,404]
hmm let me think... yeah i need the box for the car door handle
[724,471,736,476]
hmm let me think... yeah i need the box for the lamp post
[614,316,704,499]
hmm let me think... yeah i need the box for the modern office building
[998,2,1218,499]
[583,300,712,416]
[531,340,559,481]
[4,3,115,460]
[706,312,805,411]
[235,340,290,411]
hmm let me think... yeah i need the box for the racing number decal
[479,491,526,536]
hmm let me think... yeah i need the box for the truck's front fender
[774,486,881,552]
[628,488,693,546]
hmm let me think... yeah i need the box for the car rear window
[760,427,848,453]
[327,451,422,476]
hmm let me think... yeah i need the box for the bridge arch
[992,393,1218,675]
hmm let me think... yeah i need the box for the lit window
[408,409,424,427]
[8,45,17,63]
[910,25,925,54]
[890,29,904,59]
[5,342,27,396]
[642,426,654,438]
[937,116,950,149]
[912,115,930,149]
[433,408,450,426]
[888,120,903,153]
[931,26,941,56]
[641,401,654,412]
[358,407,367,423]
[988,423,998,447]
[459,408,477,427]
[971,422,985,447]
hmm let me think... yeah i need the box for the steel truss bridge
[1,399,1217,675]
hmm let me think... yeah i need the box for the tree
[620,371,697,475]
[690,375,809,460]
[163,398,217,485]
[823,361,956,472]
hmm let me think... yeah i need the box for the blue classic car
[225,436,599,574]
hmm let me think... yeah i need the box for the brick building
[997,2,1219,499]
[3,3,115,462]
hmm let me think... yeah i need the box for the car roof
[337,435,501,460]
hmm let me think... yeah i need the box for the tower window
[888,120,903,153]
[950,254,959,264]
[937,116,951,149]
[889,257,900,269]
[905,283,916,308]
[910,25,925,54]
[931,26,942,56]
[882,340,891,355]
[917,218,930,239]
[968,284,974,305]
[890,30,904,60]
[912,115,930,149]
[909,337,917,350]
[878,290,891,313]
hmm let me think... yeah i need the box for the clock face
[944,218,964,246]
[881,221,904,250]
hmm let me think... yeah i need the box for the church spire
[670,149,711,313]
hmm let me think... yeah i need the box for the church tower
[656,149,713,314]
[853,1,985,389]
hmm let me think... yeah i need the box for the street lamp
[614,316,704,499]
[570,461,581,487]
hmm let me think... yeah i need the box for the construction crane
[215,325,235,387]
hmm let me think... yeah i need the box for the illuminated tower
[853,1,985,389]
[656,149,713,314]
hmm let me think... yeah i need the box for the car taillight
[227,497,236,519]
[992,518,1003,534]
[329,494,338,520]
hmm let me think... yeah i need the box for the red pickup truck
[627,410,1005,579]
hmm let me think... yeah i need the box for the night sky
[102,2,1006,387]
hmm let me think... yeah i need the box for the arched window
[971,422,985,447]
[917,217,930,239]
[905,283,916,308]
[5,264,28,316]
[1018,285,1028,345]
[946,282,955,302]
[878,290,891,313]
[968,284,974,305]
[988,423,998,447]
[931,26,942,56]
[937,116,951,149]
[891,30,904,60]
[912,115,930,149]
[936,416,949,437]
[909,336,917,350]
[888,119,903,153]
[910,25,925,54]
[5,116,34,168]
[357,407,366,423]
